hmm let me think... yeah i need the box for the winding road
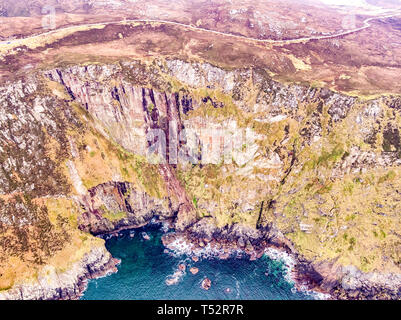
[1,10,400,50]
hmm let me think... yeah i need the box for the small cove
[82,225,314,300]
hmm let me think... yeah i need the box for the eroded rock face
[1,58,401,299]
[79,181,174,235]
[339,266,401,299]
[0,78,72,198]
[43,61,397,231]
[309,262,401,300]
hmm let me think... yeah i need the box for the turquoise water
[82,225,313,300]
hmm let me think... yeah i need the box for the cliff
[0,58,400,299]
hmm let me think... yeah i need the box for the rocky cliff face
[0,244,118,300]
[0,58,400,299]
[79,181,173,235]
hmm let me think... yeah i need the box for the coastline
[160,228,331,300]
[0,245,120,300]
[1,218,399,300]
[159,218,400,300]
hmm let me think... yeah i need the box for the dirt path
[1,11,400,49]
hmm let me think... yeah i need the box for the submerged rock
[165,269,185,286]
[165,278,179,286]
[190,267,199,275]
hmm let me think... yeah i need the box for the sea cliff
[0,59,400,299]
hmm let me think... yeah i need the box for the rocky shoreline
[1,218,399,300]
[160,218,401,300]
[0,245,120,300]
[161,226,331,299]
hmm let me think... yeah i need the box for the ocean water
[82,224,313,300]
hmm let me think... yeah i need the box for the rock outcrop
[79,181,174,235]
[0,245,118,300]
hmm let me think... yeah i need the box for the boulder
[201,278,212,290]
[237,237,246,248]
[142,232,150,240]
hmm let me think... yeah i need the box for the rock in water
[201,278,212,290]
[190,267,199,275]
[192,256,199,262]
[142,232,150,240]
[178,264,186,272]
